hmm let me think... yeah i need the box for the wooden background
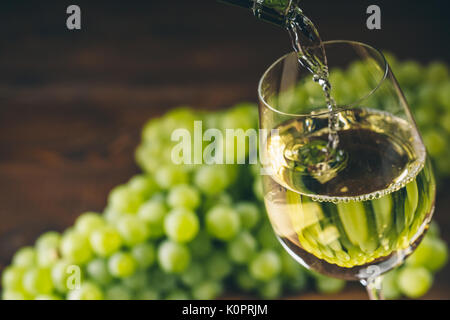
[0,0,449,299]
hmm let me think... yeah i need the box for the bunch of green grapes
[0,105,317,300]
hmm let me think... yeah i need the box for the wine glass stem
[363,276,384,300]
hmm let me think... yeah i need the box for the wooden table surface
[0,0,449,299]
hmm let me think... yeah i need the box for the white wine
[263,108,435,280]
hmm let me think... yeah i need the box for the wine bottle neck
[219,0,298,26]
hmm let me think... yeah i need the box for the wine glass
[258,40,436,300]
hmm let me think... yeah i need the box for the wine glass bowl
[257,41,436,296]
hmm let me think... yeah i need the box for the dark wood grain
[0,0,449,299]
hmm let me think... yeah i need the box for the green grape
[303,78,324,101]
[249,250,281,281]
[180,262,204,287]
[407,236,448,272]
[2,265,25,291]
[417,85,439,106]
[397,267,432,299]
[163,107,200,133]
[116,215,150,246]
[51,260,78,293]
[204,111,224,129]
[226,165,240,185]
[192,281,223,300]
[436,151,450,175]
[150,192,166,203]
[157,241,190,273]
[166,105,199,119]
[315,274,346,294]
[35,231,61,267]
[164,208,199,243]
[135,144,161,173]
[206,205,240,240]
[438,82,450,109]
[23,267,53,295]
[108,252,137,278]
[253,176,263,201]
[107,185,144,214]
[155,165,188,189]
[86,258,113,285]
[426,62,448,84]
[292,86,309,110]
[104,284,132,300]
[279,251,296,278]
[142,117,164,142]
[35,231,61,251]
[35,294,62,300]
[167,184,200,210]
[236,270,257,291]
[194,165,230,196]
[189,231,213,258]
[131,243,156,269]
[122,271,148,290]
[397,61,423,87]
[222,103,258,132]
[235,202,260,230]
[227,232,257,264]
[206,252,232,280]
[103,208,124,224]
[90,225,122,257]
[329,68,345,84]
[346,68,371,100]
[258,278,282,299]
[141,136,164,155]
[36,246,59,267]
[165,290,190,300]
[138,199,168,238]
[348,60,371,82]
[2,290,30,300]
[12,246,37,268]
[60,231,93,265]
[381,270,401,300]
[148,269,177,292]
[423,130,446,157]
[220,192,234,205]
[441,111,450,134]
[428,221,440,238]
[128,174,159,200]
[203,193,233,213]
[74,212,105,236]
[256,223,279,249]
[412,107,433,129]
[407,236,433,267]
[136,289,160,300]
[286,269,308,293]
[68,282,104,300]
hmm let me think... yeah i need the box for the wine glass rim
[258,40,389,117]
